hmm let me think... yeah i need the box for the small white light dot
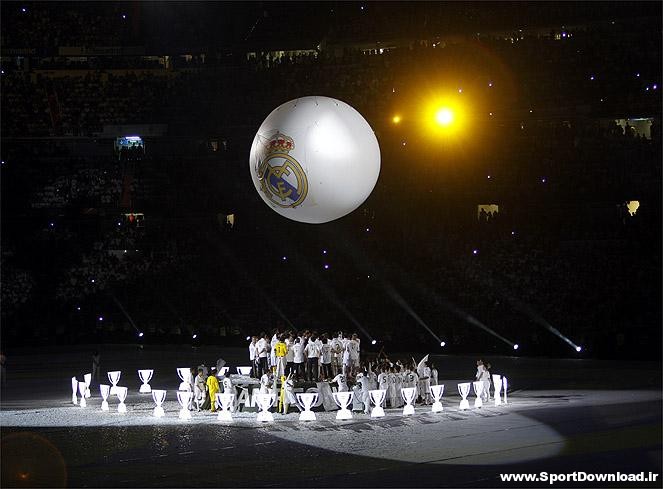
[653,84,658,90]
[139,332,144,337]
[282,256,287,261]
[472,249,478,255]
[488,82,493,87]
[324,264,329,270]
[513,344,519,350]
[511,231,516,235]
[440,341,446,347]
[458,88,463,93]
[590,75,594,80]
[76,306,81,311]
[576,346,582,352]
[98,316,103,321]
[636,73,640,77]
[193,334,197,339]
[366,228,370,232]
[487,175,491,179]
[541,177,547,183]
[371,340,377,345]
[91,279,95,283]
[529,109,533,113]
[323,250,327,254]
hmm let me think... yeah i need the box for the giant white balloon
[250,96,380,224]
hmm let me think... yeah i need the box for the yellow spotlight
[435,108,454,126]
[392,115,402,124]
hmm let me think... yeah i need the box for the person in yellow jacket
[274,335,288,378]
[207,367,220,412]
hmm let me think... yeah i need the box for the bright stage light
[576,346,582,352]
[513,344,519,350]
[192,334,197,339]
[138,332,144,337]
[435,108,454,126]
[440,341,446,347]
[246,336,251,341]
[371,339,377,345]
[392,115,401,124]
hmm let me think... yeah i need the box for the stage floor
[1,345,661,487]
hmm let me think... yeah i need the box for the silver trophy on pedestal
[116,386,128,413]
[78,381,88,408]
[333,391,353,420]
[473,381,484,408]
[430,384,444,413]
[138,369,153,393]
[100,384,110,411]
[84,373,92,398]
[297,393,318,421]
[255,393,276,422]
[107,371,121,395]
[71,377,79,405]
[152,389,166,417]
[369,389,386,418]
[458,382,471,410]
[492,374,502,406]
[236,366,252,376]
[401,387,417,416]
[177,368,191,391]
[215,392,234,421]
[177,391,192,420]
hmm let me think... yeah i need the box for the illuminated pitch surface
[1,346,660,487]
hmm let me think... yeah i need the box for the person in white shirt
[304,336,321,382]
[430,362,439,386]
[320,335,332,381]
[344,334,360,379]
[377,369,389,407]
[477,360,491,402]
[292,337,305,381]
[331,373,349,392]
[356,372,371,414]
[314,334,324,380]
[248,336,258,378]
[256,332,269,378]
[285,334,295,376]
[330,334,343,377]
[270,331,279,369]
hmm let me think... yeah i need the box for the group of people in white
[243,329,502,414]
[248,330,361,382]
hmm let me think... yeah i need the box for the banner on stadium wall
[58,46,146,56]
[101,124,168,137]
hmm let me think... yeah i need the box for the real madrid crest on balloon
[250,96,381,224]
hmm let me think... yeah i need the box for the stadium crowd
[1,3,660,359]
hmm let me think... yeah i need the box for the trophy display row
[70,369,508,421]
